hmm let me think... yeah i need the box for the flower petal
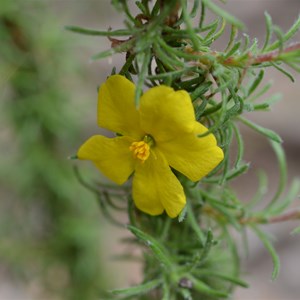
[139,86,195,142]
[158,122,224,182]
[132,149,186,218]
[98,75,144,139]
[77,135,135,185]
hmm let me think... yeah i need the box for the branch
[240,210,300,225]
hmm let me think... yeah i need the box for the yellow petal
[139,86,195,142]
[77,135,135,185]
[132,149,186,218]
[158,122,224,182]
[98,75,144,139]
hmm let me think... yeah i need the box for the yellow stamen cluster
[129,141,150,163]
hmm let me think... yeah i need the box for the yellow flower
[77,75,224,218]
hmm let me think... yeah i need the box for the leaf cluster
[68,1,300,299]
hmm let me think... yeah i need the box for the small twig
[223,42,300,66]
[254,42,300,64]
[240,210,300,225]
[203,204,300,225]
[268,210,300,223]
[188,42,300,70]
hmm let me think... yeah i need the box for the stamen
[129,141,150,163]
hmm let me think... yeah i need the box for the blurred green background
[0,1,110,299]
[0,1,300,300]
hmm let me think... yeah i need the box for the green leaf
[147,67,197,81]
[186,197,205,244]
[225,25,238,52]
[187,275,228,298]
[251,225,280,280]
[270,62,295,82]
[285,61,300,73]
[202,0,245,29]
[153,42,181,71]
[200,190,240,209]
[266,16,300,51]
[210,18,227,42]
[248,70,264,96]
[264,141,287,211]
[204,163,250,183]
[134,50,151,106]
[179,288,192,300]
[119,54,136,75]
[65,26,132,36]
[199,0,206,27]
[238,116,282,143]
[190,0,200,18]
[180,0,201,50]
[232,122,244,168]
[262,12,273,51]
[195,270,249,288]
[209,200,242,230]
[247,81,273,102]
[128,225,173,270]
[178,204,188,222]
[135,0,149,16]
[268,179,300,216]
[110,278,162,297]
[198,229,214,265]
[162,281,171,300]
[224,41,241,59]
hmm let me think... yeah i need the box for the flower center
[129,135,154,163]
